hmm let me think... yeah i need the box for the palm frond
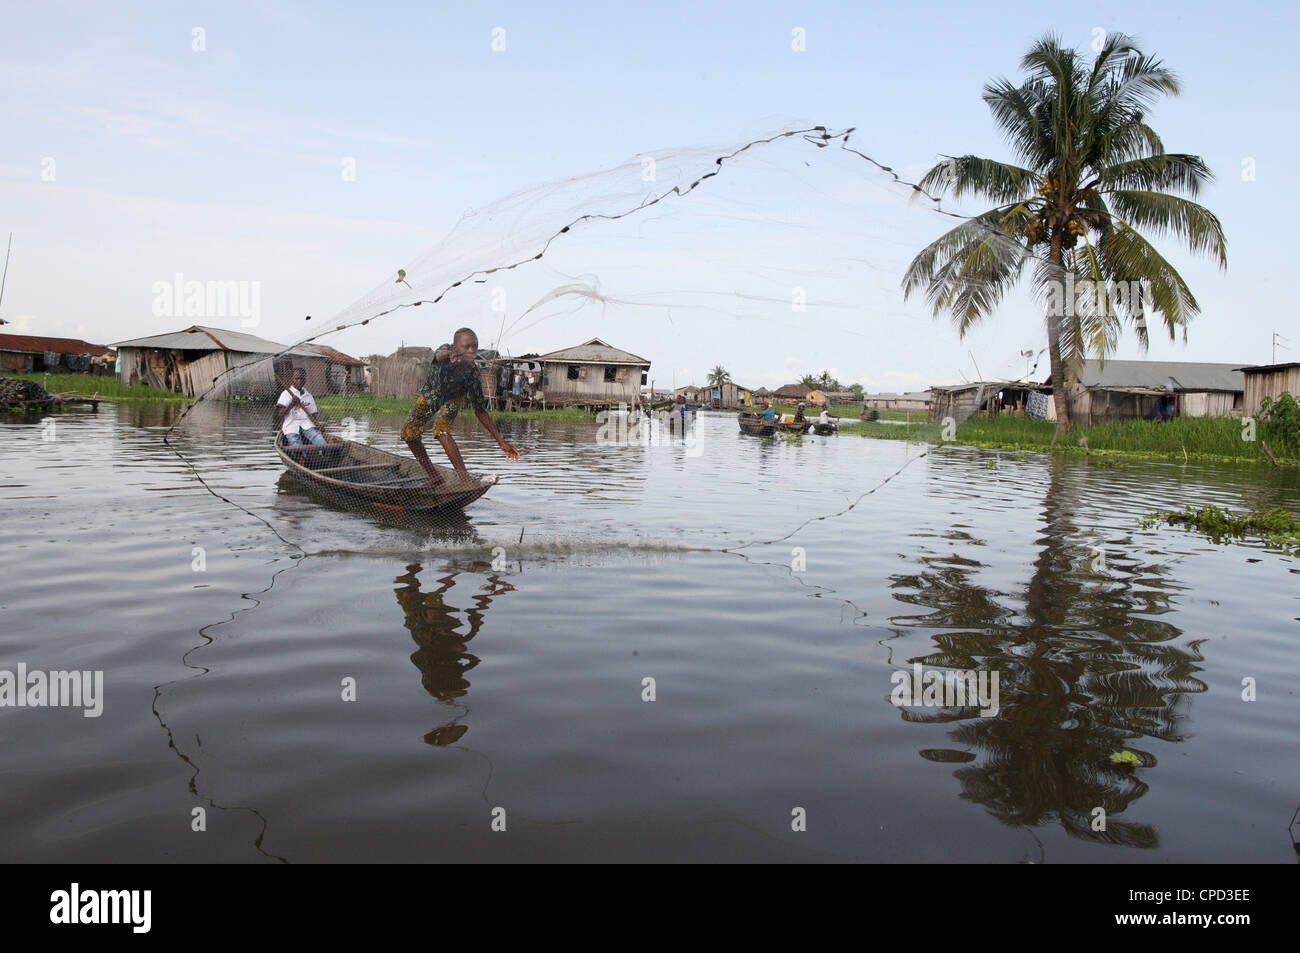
[919,155,1039,203]
[1096,224,1201,339]
[1093,153,1212,196]
[903,208,1032,335]
[982,78,1051,168]
[1106,191,1227,267]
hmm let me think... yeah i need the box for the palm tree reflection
[889,457,1207,848]
[393,561,515,746]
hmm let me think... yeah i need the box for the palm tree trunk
[1046,231,1072,436]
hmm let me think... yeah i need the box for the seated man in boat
[817,406,835,428]
[402,328,519,486]
[760,401,778,423]
[793,402,806,423]
[275,367,329,445]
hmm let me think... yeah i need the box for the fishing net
[162,123,1062,552]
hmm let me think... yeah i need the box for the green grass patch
[315,394,412,414]
[874,409,927,422]
[838,419,939,440]
[766,404,924,424]
[952,415,1296,465]
[1141,504,1300,554]
[12,372,188,402]
[838,409,1295,465]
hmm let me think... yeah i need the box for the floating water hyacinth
[1109,750,1141,766]
[1141,505,1300,554]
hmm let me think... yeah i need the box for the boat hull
[275,435,496,513]
[738,414,812,437]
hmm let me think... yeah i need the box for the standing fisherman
[402,328,519,486]
[677,393,691,437]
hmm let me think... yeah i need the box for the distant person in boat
[760,401,778,423]
[402,328,519,486]
[818,406,832,427]
[276,368,328,446]
[794,402,806,423]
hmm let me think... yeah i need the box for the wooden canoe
[738,413,813,437]
[811,422,838,435]
[275,434,496,513]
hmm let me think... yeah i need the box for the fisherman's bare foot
[423,473,446,487]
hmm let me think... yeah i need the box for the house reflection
[393,561,515,746]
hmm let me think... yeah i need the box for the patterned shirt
[419,344,487,412]
[0,377,49,403]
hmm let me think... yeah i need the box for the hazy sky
[2,0,1296,392]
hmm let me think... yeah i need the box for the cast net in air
[158,125,1065,554]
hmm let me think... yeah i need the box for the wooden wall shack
[1240,363,1300,416]
[537,338,649,410]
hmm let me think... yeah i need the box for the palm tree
[800,370,839,391]
[902,33,1227,433]
[707,365,730,408]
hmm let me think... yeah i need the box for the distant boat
[811,422,838,436]
[0,376,101,413]
[738,412,812,437]
[276,434,496,514]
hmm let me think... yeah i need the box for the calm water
[2,402,1297,862]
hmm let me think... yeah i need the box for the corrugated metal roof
[931,380,1023,393]
[1076,359,1244,392]
[297,343,364,365]
[109,325,338,358]
[1237,362,1300,373]
[537,337,650,365]
[0,333,115,357]
[110,325,309,354]
[865,390,932,400]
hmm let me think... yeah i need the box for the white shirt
[277,386,318,435]
[818,409,830,424]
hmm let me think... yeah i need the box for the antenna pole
[0,233,12,317]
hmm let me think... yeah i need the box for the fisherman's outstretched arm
[475,408,519,460]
